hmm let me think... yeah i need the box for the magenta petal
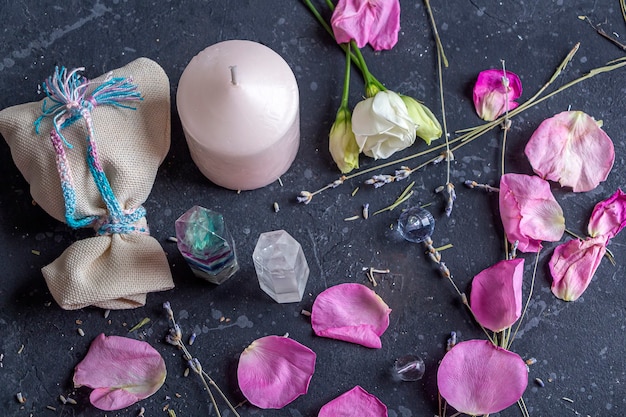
[311,283,391,348]
[331,0,400,51]
[318,386,388,417]
[549,236,608,301]
[588,189,626,239]
[437,340,528,415]
[237,335,316,409]
[499,173,565,252]
[470,258,524,332]
[73,334,166,411]
[473,69,522,121]
[525,111,614,192]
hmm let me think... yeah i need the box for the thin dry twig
[163,302,240,417]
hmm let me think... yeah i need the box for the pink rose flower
[331,0,401,51]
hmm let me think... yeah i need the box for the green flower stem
[301,0,385,92]
[340,42,351,110]
[350,40,380,96]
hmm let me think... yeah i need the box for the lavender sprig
[163,302,240,417]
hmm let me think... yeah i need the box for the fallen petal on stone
[525,111,614,192]
[318,385,388,417]
[237,335,316,409]
[73,334,166,411]
[499,173,565,252]
[473,69,522,121]
[588,189,626,240]
[550,235,608,301]
[437,340,528,415]
[311,283,391,348]
[470,258,524,332]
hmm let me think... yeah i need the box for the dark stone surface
[1,1,625,416]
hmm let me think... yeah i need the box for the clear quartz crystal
[392,354,425,381]
[175,206,239,284]
[397,206,435,243]
[252,230,309,303]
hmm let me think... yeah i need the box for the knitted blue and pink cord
[34,66,148,236]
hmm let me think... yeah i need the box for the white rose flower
[351,90,417,159]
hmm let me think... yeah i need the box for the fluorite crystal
[175,206,239,284]
[397,206,435,243]
[252,230,309,303]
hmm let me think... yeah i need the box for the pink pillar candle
[177,40,300,190]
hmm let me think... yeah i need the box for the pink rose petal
[237,335,316,409]
[470,258,524,332]
[437,340,528,415]
[311,283,391,348]
[525,111,614,192]
[549,235,608,301]
[331,0,400,51]
[499,173,565,252]
[319,386,388,417]
[588,189,626,239]
[73,334,166,411]
[473,69,522,121]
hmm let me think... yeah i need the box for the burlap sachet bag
[0,57,174,310]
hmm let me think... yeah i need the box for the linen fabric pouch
[0,57,174,309]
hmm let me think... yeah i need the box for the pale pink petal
[588,189,626,239]
[73,334,166,411]
[237,335,316,409]
[525,111,614,192]
[473,69,522,121]
[318,386,388,417]
[437,340,528,415]
[470,258,524,332]
[331,0,400,51]
[549,236,608,301]
[499,173,565,252]
[311,283,391,348]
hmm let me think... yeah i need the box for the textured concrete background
[1,1,625,416]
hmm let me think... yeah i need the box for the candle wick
[229,65,238,85]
